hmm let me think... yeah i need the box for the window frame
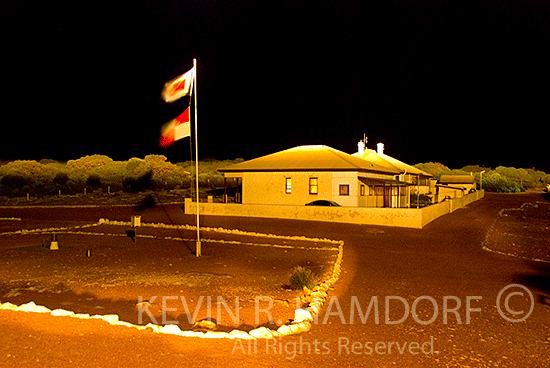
[285,177,292,194]
[339,184,350,196]
[309,177,319,195]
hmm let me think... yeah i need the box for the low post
[130,215,141,243]
[131,215,141,228]
[50,233,59,250]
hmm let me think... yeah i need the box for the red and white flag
[159,107,191,147]
[161,67,195,103]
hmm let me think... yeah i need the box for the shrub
[53,172,69,185]
[1,174,30,187]
[86,174,101,187]
[289,266,317,291]
[482,171,523,193]
[67,155,113,172]
[413,162,451,180]
[410,194,432,207]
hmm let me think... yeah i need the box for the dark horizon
[2,1,549,172]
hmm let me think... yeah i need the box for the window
[309,177,318,194]
[339,184,350,196]
[369,186,374,196]
[285,177,292,194]
[392,186,399,196]
[375,186,384,196]
[360,184,365,196]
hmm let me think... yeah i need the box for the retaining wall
[186,190,484,229]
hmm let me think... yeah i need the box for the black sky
[1,1,549,171]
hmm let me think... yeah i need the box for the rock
[294,308,313,323]
[248,326,275,339]
[192,319,217,330]
[51,309,75,317]
[161,324,182,335]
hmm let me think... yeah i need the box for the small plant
[289,266,317,291]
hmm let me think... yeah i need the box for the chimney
[357,141,365,155]
[377,142,385,155]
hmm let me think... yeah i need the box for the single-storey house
[436,175,476,200]
[218,145,411,208]
[353,140,434,196]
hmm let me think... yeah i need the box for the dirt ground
[0,204,339,332]
[483,198,550,263]
[1,192,549,367]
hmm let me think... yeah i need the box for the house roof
[219,145,401,174]
[352,149,433,177]
[439,175,475,184]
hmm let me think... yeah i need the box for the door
[383,186,391,208]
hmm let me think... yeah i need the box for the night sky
[2,1,549,171]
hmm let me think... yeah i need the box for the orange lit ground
[1,193,549,367]
[0,207,339,332]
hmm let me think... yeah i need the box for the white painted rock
[248,326,274,339]
[51,309,75,317]
[294,308,313,323]
[161,324,182,335]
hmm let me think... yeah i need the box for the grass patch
[289,266,317,290]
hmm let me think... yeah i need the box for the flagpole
[193,58,201,257]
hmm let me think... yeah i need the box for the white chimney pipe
[357,141,365,155]
[377,142,384,155]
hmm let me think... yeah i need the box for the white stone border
[0,219,344,339]
[482,201,550,264]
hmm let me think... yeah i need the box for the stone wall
[185,190,484,229]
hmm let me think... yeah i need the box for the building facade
[353,140,434,197]
[436,175,476,201]
[219,145,410,208]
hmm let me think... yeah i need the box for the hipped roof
[352,149,433,177]
[219,145,400,174]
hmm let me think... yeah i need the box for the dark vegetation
[0,155,243,198]
[288,266,318,291]
[414,162,550,193]
[0,156,547,198]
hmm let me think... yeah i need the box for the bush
[53,172,69,185]
[86,174,101,187]
[1,174,30,187]
[67,155,113,172]
[289,266,317,291]
[482,171,522,193]
[410,194,432,207]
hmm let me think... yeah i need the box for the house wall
[331,172,358,206]
[227,171,396,207]
[238,171,338,206]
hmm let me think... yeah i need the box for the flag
[159,107,191,147]
[161,67,195,103]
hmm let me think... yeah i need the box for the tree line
[0,155,243,198]
[414,162,550,193]
[0,155,547,197]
